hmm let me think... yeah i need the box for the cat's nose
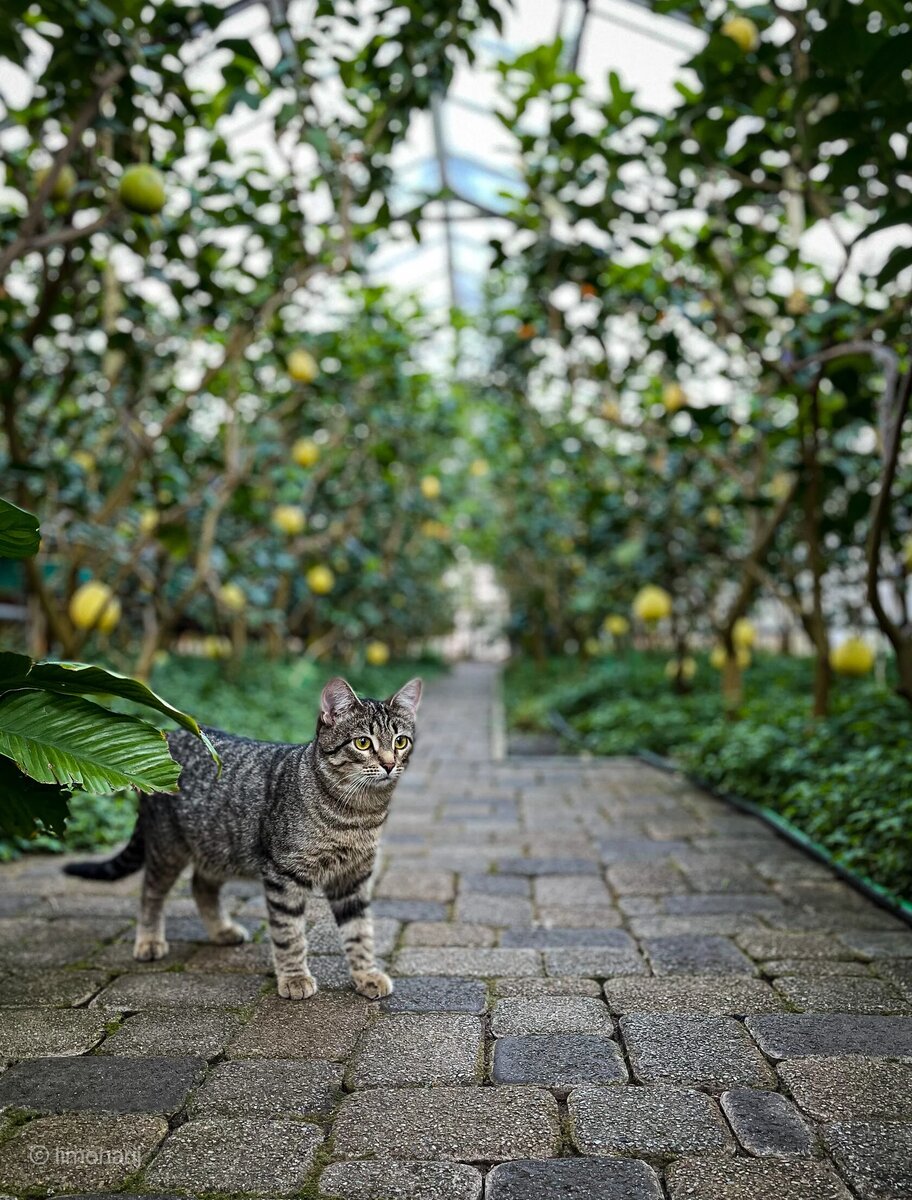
[379,752,395,774]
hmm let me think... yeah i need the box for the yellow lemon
[37,164,77,202]
[662,383,687,413]
[69,580,121,634]
[420,475,441,500]
[138,509,159,535]
[604,615,630,637]
[732,618,756,649]
[704,506,723,528]
[218,582,246,612]
[292,437,320,468]
[365,640,390,666]
[306,564,334,595]
[71,450,95,473]
[710,645,727,670]
[768,471,793,501]
[287,349,318,383]
[203,634,231,659]
[831,637,875,676]
[786,289,809,315]
[469,458,489,478]
[665,656,697,680]
[601,400,621,422]
[584,637,602,656]
[119,164,166,215]
[632,585,672,622]
[737,647,752,669]
[721,15,760,51]
[272,505,306,536]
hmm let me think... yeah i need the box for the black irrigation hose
[546,709,912,931]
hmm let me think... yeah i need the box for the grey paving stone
[145,1116,322,1194]
[0,1113,167,1192]
[773,975,910,1014]
[679,862,765,892]
[496,857,599,876]
[622,1014,775,1089]
[721,1087,816,1156]
[823,1120,912,1198]
[402,922,496,947]
[0,1056,204,1115]
[92,971,264,1011]
[631,915,763,938]
[187,1058,341,1117]
[347,1014,482,1087]
[332,1086,561,1161]
[372,899,448,921]
[666,1156,852,1199]
[393,947,542,977]
[645,935,756,975]
[607,861,688,894]
[598,837,691,863]
[184,942,275,972]
[780,1056,912,1121]
[0,969,110,1008]
[501,928,633,949]
[874,959,912,996]
[492,1035,627,1088]
[227,993,368,1060]
[533,876,612,906]
[762,958,871,977]
[839,930,912,959]
[535,905,623,928]
[98,1009,243,1058]
[380,976,487,1013]
[0,1008,107,1057]
[746,1014,912,1059]
[495,977,602,997]
[460,873,531,897]
[375,868,456,902]
[569,1083,733,1157]
[455,895,534,926]
[543,948,647,977]
[491,997,612,1036]
[88,940,197,972]
[319,1160,483,1200]
[604,974,784,1015]
[485,1157,663,1200]
[737,932,858,961]
[0,917,117,967]
[665,893,786,915]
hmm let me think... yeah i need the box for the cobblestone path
[1,662,911,1198]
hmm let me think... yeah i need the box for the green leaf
[0,652,33,689]
[0,499,40,559]
[0,756,70,839]
[0,691,182,794]
[19,661,218,760]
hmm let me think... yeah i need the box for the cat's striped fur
[65,676,422,1000]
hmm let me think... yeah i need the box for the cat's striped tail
[63,820,145,880]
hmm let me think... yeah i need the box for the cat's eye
[394,735,410,750]
[353,736,372,751]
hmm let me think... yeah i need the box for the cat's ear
[389,677,422,718]
[320,677,361,727]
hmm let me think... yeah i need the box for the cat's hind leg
[192,869,249,945]
[327,876,392,1000]
[262,872,316,1000]
[134,845,187,961]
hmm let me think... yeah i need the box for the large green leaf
[0,757,70,839]
[20,661,218,759]
[0,499,40,559]
[0,691,182,794]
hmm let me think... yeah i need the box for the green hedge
[506,652,912,901]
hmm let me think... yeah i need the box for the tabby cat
[64,676,422,1000]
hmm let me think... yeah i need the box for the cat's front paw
[134,934,169,961]
[352,968,393,999]
[211,921,250,946]
[277,972,318,1001]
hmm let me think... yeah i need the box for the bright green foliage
[506,653,912,899]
